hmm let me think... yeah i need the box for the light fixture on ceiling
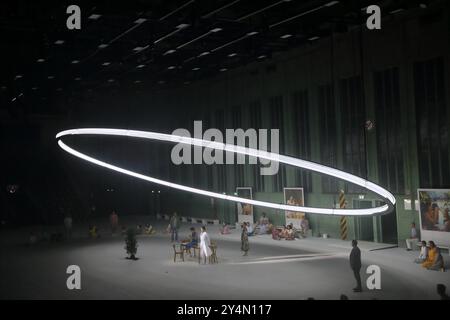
[220,68,228,72]
[210,27,223,33]
[88,14,101,20]
[37,58,45,63]
[192,67,200,71]
[257,54,267,59]
[198,51,210,57]
[74,77,81,81]
[134,18,147,24]
[71,60,80,64]
[228,53,237,57]
[133,46,144,51]
[14,75,23,80]
[31,87,38,90]
[98,44,109,49]
[136,64,146,69]
[108,79,115,83]
[134,80,142,84]
[47,75,55,80]
[102,62,111,66]
[247,31,259,36]
[389,8,405,14]
[54,40,65,45]
[168,66,176,70]
[158,80,165,84]
[308,36,320,41]
[280,34,292,39]
[164,49,176,55]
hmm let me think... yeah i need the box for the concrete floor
[0,221,449,300]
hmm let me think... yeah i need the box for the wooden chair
[173,244,184,262]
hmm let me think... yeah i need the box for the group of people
[415,240,445,271]
[405,222,446,272]
[272,224,296,240]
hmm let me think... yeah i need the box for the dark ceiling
[0,0,435,116]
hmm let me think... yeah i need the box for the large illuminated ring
[56,128,395,216]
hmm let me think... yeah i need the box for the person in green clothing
[169,212,179,242]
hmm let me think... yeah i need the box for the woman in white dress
[199,226,212,264]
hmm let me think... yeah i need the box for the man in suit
[350,240,362,292]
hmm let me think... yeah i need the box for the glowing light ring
[56,128,395,216]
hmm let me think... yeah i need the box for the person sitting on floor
[88,225,99,239]
[422,241,445,271]
[257,213,270,234]
[279,225,289,239]
[144,224,155,235]
[285,225,295,240]
[415,241,428,264]
[220,223,231,235]
[272,227,281,240]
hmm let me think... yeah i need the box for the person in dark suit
[350,240,362,292]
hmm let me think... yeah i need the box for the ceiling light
[47,76,55,79]
[164,49,176,55]
[176,23,190,29]
[74,77,81,81]
[184,81,190,85]
[136,64,145,69]
[257,54,266,59]
[220,68,228,72]
[102,62,111,66]
[134,18,147,24]
[134,80,142,84]
[419,3,428,9]
[1,86,7,90]
[280,34,292,39]
[324,1,339,6]
[37,58,45,63]
[308,36,320,41]
[88,14,101,20]
[31,87,37,90]
[14,75,23,80]
[158,80,165,84]
[247,31,258,36]
[133,46,144,51]
[192,67,200,71]
[168,66,176,70]
[228,53,237,57]
[108,79,115,83]
[98,44,109,49]
[54,40,65,45]
[389,8,405,14]
[71,60,80,64]
[210,28,222,33]
[198,51,210,57]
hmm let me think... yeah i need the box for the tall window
[319,84,338,193]
[249,100,264,192]
[374,67,405,194]
[215,109,227,192]
[292,90,312,192]
[269,95,285,192]
[340,76,366,193]
[231,105,244,187]
[414,57,449,188]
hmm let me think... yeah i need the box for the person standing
[64,213,73,239]
[110,210,119,235]
[169,212,179,242]
[350,240,362,292]
[199,226,212,264]
[241,223,249,256]
[405,222,418,251]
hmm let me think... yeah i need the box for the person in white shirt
[199,226,212,264]
[414,240,428,263]
[405,222,418,251]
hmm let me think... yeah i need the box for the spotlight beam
[56,128,395,216]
